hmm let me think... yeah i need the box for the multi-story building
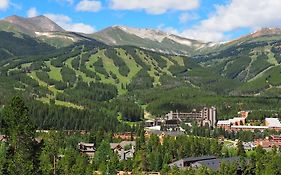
[217,117,281,132]
[255,134,281,150]
[164,107,217,127]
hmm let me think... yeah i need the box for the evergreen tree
[2,96,36,175]
[236,140,246,157]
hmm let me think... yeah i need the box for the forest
[1,97,281,175]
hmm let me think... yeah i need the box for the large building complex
[217,117,281,131]
[164,107,217,127]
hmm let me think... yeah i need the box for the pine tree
[236,140,246,157]
[2,96,36,175]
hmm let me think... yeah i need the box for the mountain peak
[251,27,281,37]
[2,15,64,33]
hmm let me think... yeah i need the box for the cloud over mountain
[76,0,102,12]
[44,13,95,33]
[109,0,199,15]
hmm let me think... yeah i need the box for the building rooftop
[217,120,231,125]
[78,142,95,147]
[231,125,269,129]
[194,157,240,171]
[265,118,281,127]
[110,141,136,149]
[169,156,217,167]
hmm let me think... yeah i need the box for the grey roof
[181,156,217,163]
[195,157,240,171]
[110,141,136,149]
[169,156,217,167]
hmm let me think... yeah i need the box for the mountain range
[1,15,281,108]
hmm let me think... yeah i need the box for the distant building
[113,132,135,140]
[110,141,136,160]
[169,156,242,172]
[217,117,246,130]
[255,134,281,150]
[78,142,96,158]
[192,157,241,172]
[238,111,249,118]
[217,117,281,132]
[165,107,217,127]
[243,142,256,150]
[265,118,281,131]
[169,156,217,169]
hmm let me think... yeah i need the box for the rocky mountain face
[91,25,211,55]
[2,15,64,34]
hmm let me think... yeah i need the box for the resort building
[164,107,217,127]
[78,142,96,158]
[217,117,281,132]
[110,141,136,160]
[255,134,281,150]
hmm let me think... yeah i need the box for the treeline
[128,69,154,91]
[0,31,55,59]
[26,100,131,131]
[1,97,281,175]
[135,86,281,119]
[57,79,118,105]
[114,98,144,122]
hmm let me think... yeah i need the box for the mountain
[0,15,91,47]
[2,14,281,107]
[2,15,64,34]
[91,26,210,55]
[191,27,281,96]
[0,15,212,53]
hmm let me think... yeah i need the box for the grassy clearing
[171,56,185,66]
[161,56,174,75]
[86,50,116,84]
[65,57,94,83]
[116,48,141,79]
[28,71,62,95]
[37,97,84,110]
[101,50,128,94]
[267,50,279,66]
[45,61,63,81]
[137,50,161,86]
[21,62,32,68]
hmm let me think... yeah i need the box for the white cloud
[27,7,38,18]
[0,0,9,11]
[109,0,199,15]
[44,13,95,34]
[179,12,198,24]
[180,0,281,42]
[76,0,101,12]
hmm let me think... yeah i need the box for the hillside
[191,28,281,97]
[91,26,209,55]
[2,15,64,34]
[0,15,93,47]
[2,15,281,111]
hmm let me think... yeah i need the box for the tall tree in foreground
[2,96,36,175]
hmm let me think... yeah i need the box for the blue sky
[0,0,280,42]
